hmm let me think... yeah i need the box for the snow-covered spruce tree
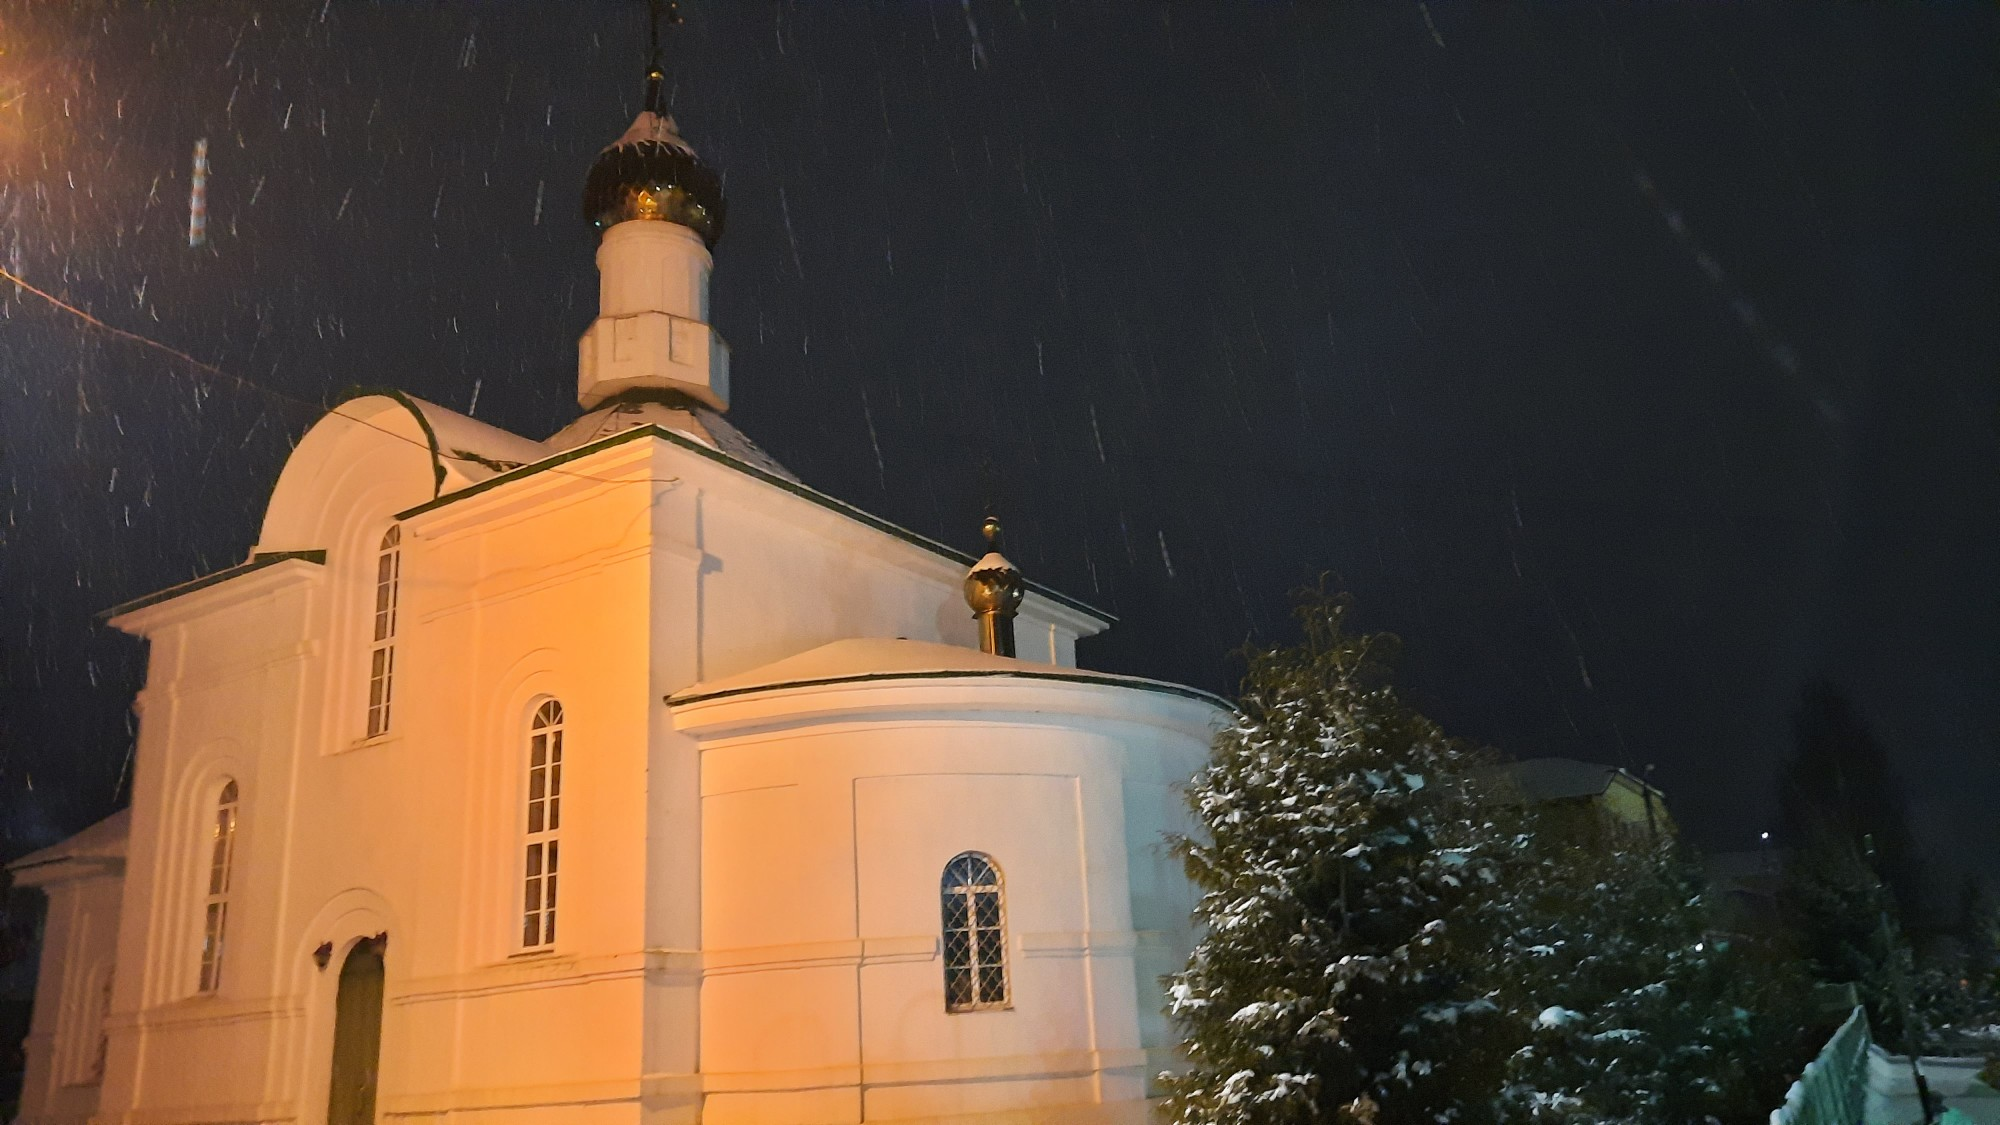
[1488,820,1817,1124]
[1778,825,1926,1052]
[1161,591,1513,1125]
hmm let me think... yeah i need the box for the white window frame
[519,699,564,951]
[365,525,401,739]
[197,780,239,994]
[941,852,1009,1012]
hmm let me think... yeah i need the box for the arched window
[520,700,564,950]
[941,852,1008,1012]
[198,780,239,993]
[365,525,401,738]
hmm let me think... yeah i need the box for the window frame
[940,851,1010,1013]
[197,779,240,994]
[518,699,565,953]
[364,525,401,740]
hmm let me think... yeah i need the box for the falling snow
[0,2,1994,897]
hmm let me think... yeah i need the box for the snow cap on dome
[581,108,727,245]
[609,109,697,156]
[964,517,1025,657]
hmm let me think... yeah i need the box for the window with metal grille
[940,852,1008,1012]
[365,526,401,738]
[198,780,239,993]
[521,700,564,949]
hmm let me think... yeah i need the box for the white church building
[8,46,1224,1125]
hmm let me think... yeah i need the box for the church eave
[98,550,327,623]
[7,808,131,886]
[393,422,660,522]
[394,423,1114,626]
[668,667,1231,710]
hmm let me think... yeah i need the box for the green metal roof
[395,422,1114,624]
[100,550,327,621]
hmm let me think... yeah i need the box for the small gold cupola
[963,516,1024,658]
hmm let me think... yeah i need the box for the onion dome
[964,516,1025,657]
[582,110,727,247]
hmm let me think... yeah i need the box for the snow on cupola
[581,0,726,244]
[580,108,726,245]
[963,517,1026,657]
[573,0,731,414]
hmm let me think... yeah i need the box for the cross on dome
[581,0,726,245]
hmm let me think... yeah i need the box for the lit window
[941,852,1008,1012]
[366,526,401,738]
[521,700,564,949]
[198,781,239,993]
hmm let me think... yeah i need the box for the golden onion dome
[963,516,1025,616]
[582,110,727,247]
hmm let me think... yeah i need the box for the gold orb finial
[964,516,1024,657]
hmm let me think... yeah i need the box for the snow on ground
[1866,1047,2000,1125]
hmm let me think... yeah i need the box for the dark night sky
[2,2,1995,894]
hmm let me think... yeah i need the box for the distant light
[1694,942,1705,952]
[1759,831,1770,841]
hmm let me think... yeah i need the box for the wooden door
[327,938,385,1125]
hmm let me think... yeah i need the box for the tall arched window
[198,780,239,993]
[365,526,401,738]
[941,852,1008,1012]
[520,700,564,950]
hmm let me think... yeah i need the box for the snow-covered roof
[255,389,550,554]
[415,393,552,487]
[1495,757,1619,801]
[547,396,797,481]
[400,422,1112,627]
[669,637,1226,708]
[1467,757,1660,804]
[8,808,130,885]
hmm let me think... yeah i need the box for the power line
[0,265,679,488]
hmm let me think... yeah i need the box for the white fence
[1771,1006,1872,1125]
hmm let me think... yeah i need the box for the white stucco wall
[676,673,1216,1124]
[14,853,124,1125]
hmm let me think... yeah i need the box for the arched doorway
[327,936,385,1125]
